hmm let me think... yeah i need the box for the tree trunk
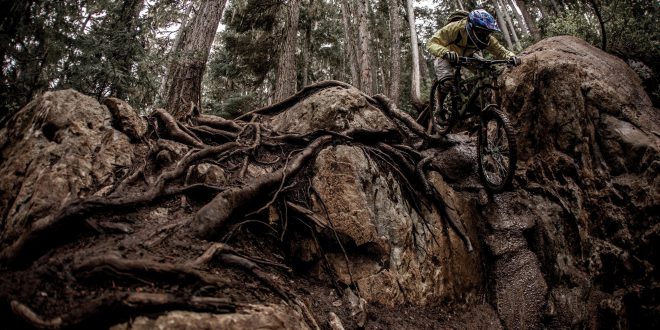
[355,0,373,94]
[405,0,421,104]
[515,0,541,41]
[387,0,401,105]
[274,0,301,102]
[507,0,529,37]
[301,0,315,87]
[499,0,521,50]
[493,0,513,49]
[163,0,227,120]
[339,0,360,87]
[534,0,549,19]
[158,2,194,106]
[588,0,606,50]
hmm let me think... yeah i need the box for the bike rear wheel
[478,107,517,193]
[430,79,456,135]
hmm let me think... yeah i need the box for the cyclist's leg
[434,57,454,104]
[432,58,456,133]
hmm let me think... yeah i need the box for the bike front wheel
[478,107,517,193]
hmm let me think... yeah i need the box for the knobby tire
[478,107,517,193]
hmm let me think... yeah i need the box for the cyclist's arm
[485,35,515,59]
[427,21,462,58]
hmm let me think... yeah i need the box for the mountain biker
[425,9,521,123]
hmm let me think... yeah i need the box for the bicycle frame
[448,57,508,118]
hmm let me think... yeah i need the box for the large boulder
[487,36,660,328]
[0,90,138,250]
[309,145,482,306]
[269,86,395,133]
[267,86,484,307]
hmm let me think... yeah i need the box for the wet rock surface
[492,36,659,328]
[0,37,658,329]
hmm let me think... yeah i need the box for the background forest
[1,0,658,124]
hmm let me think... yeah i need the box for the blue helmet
[466,9,500,49]
[468,9,501,32]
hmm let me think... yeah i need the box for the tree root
[237,80,355,121]
[74,255,230,286]
[372,94,451,147]
[194,135,332,239]
[195,114,242,132]
[190,242,291,273]
[0,143,240,264]
[152,109,205,148]
[11,293,235,329]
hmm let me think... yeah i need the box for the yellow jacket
[427,19,515,59]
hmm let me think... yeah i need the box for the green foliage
[540,9,601,46]
[206,94,257,119]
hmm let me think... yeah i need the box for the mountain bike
[429,56,517,193]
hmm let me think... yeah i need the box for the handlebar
[457,56,510,66]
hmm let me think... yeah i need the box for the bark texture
[387,0,402,105]
[274,0,301,102]
[339,0,360,87]
[356,0,373,95]
[163,0,227,120]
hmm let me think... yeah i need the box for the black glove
[508,56,522,66]
[443,51,458,64]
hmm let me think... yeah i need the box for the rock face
[269,86,395,133]
[0,90,137,250]
[268,86,483,307]
[309,145,481,306]
[0,37,657,330]
[491,36,659,328]
[111,304,310,330]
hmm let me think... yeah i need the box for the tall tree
[493,0,514,49]
[498,0,521,50]
[387,0,402,104]
[507,0,529,37]
[339,0,360,87]
[274,0,301,101]
[515,0,541,41]
[356,0,373,94]
[163,0,227,119]
[300,0,316,87]
[405,0,421,104]
[157,1,194,105]
[588,0,606,50]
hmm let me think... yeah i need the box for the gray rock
[110,304,310,330]
[0,90,134,249]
